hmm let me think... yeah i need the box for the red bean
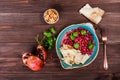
[62,28,94,55]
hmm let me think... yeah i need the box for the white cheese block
[74,53,84,64]
[60,44,91,65]
[79,4,105,24]
[80,54,90,64]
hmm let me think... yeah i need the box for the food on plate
[22,27,56,71]
[60,44,90,66]
[79,4,105,24]
[60,28,95,66]
[62,28,95,55]
[44,9,59,24]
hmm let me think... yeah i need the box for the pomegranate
[27,56,44,71]
[22,45,47,71]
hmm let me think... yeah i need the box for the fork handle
[104,43,108,70]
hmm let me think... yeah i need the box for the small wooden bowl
[43,9,59,24]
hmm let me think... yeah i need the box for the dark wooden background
[0,0,120,80]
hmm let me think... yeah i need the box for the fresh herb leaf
[81,30,87,35]
[43,31,52,37]
[41,37,49,49]
[49,27,56,34]
[73,32,78,37]
[88,43,94,50]
[36,27,56,50]
[70,33,75,40]
[73,43,79,49]
[53,37,56,41]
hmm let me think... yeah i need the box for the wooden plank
[0,43,119,74]
[0,73,119,80]
[0,73,118,80]
[0,23,119,43]
[0,0,119,5]
[0,12,119,25]
[0,2,119,13]
[0,73,52,80]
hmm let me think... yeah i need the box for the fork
[102,33,108,70]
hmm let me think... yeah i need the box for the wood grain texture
[0,0,119,80]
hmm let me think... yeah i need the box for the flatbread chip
[79,4,105,24]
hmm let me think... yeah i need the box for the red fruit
[22,45,47,71]
[27,56,44,71]
[37,45,47,61]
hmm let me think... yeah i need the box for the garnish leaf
[88,43,94,50]
[49,27,56,34]
[81,30,87,35]
[73,32,78,37]
[43,31,52,38]
[70,33,75,40]
[36,27,56,50]
[73,43,79,49]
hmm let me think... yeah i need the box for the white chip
[80,54,90,64]
[79,4,105,24]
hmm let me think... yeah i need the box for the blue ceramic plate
[56,23,99,69]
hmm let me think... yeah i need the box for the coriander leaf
[43,31,52,37]
[73,43,79,49]
[53,37,56,41]
[81,30,87,35]
[70,33,75,40]
[49,27,56,34]
[73,32,78,37]
[88,43,94,49]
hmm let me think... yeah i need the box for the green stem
[41,36,46,43]
[35,34,41,45]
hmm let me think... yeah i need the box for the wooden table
[0,0,120,80]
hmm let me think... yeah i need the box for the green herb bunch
[35,27,56,50]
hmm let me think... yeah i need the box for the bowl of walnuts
[43,9,59,24]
